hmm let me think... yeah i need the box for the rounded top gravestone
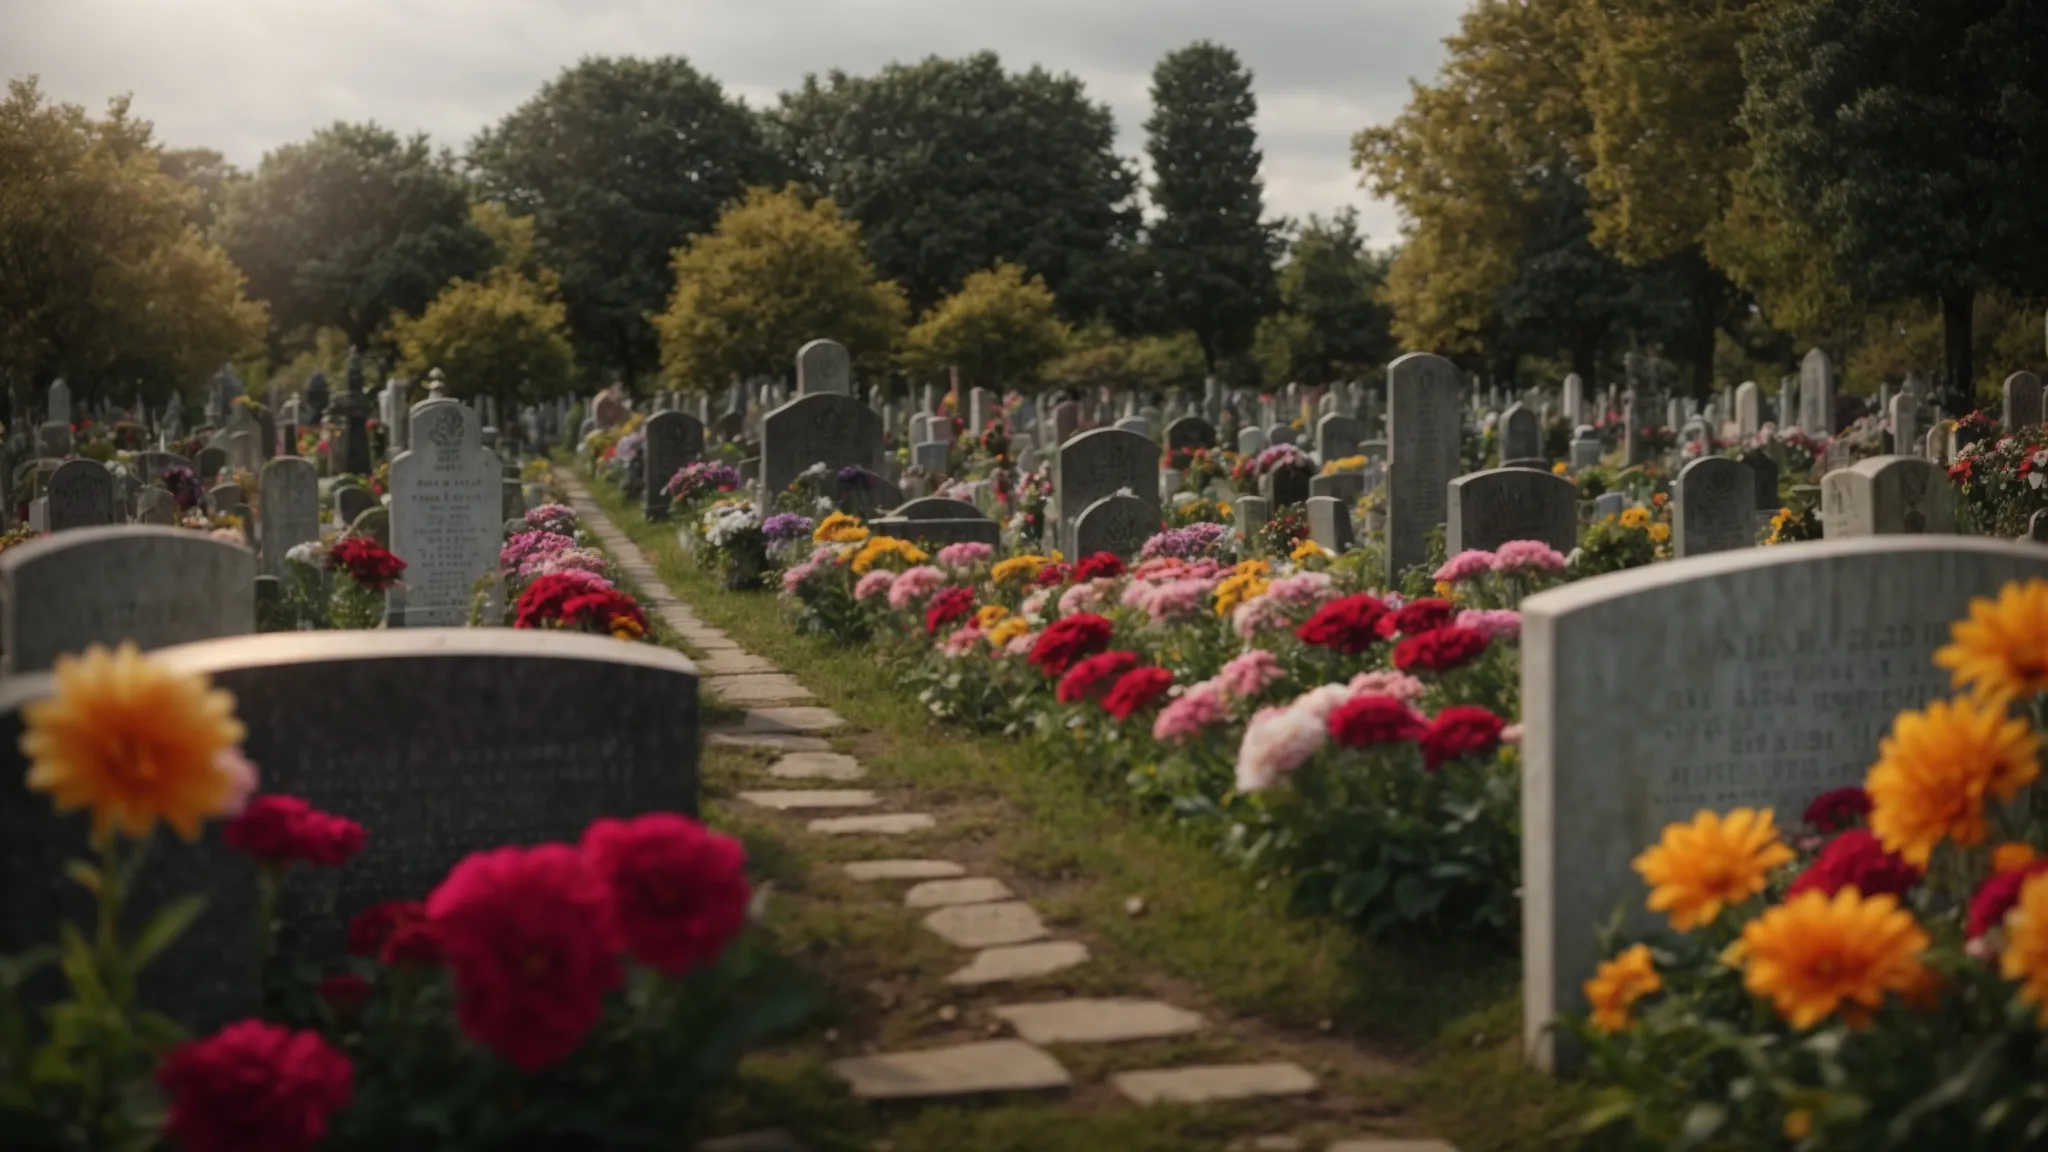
[0,525,255,675]
[1073,494,1161,562]
[797,339,853,396]
[1672,455,1757,558]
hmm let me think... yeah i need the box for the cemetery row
[579,337,2048,1147]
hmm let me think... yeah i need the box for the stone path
[563,477,1460,1152]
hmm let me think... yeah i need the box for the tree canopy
[389,205,576,406]
[1253,210,1395,387]
[900,262,1071,394]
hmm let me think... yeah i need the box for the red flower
[581,814,751,976]
[1802,787,1873,832]
[1070,552,1126,583]
[426,843,623,1071]
[1376,597,1454,639]
[1295,594,1391,654]
[1034,561,1073,587]
[1969,861,2048,939]
[381,916,444,967]
[1418,705,1505,770]
[1102,666,1173,720]
[223,796,365,868]
[158,1020,353,1152]
[318,973,373,1016]
[924,586,976,634]
[1057,650,1139,704]
[1028,613,1115,676]
[1786,830,1920,901]
[346,900,423,959]
[1327,695,1425,749]
[326,537,406,591]
[515,571,647,636]
[1393,626,1491,673]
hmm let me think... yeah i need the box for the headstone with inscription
[756,394,885,512]
[45,460,115,532]
[1445,468,1576,557]
[796,339,852,396]
[390,400,502,626]
[1054,428,1160,555]
[1499,403,1540,462]
[641,411,706,521]
[1822,456,1957,538]
[1315,413,1365,464]
[258,458,319,577]
[1165,415,1217,456]
[0,525,254,675]
[1306,496,1355,554]
[2004,372,2044,431]
[1386,353,1463,581]
[1072,494,1160,561]
[1672,455,1756,558]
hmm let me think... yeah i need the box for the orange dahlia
[1583,943,1661,1033]
[1866,697,2040,867]
[1725,887,1930,1030]
[2000,873,2048,1026]
[1935,579,2048,704]
[1633,808,1795,931]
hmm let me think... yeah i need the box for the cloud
[5,0,1463,242]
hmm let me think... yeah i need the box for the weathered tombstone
[1262,463,1311,508]
[913,441,950,474]
[45,459,115,532]
[2031,509,2048,544]
[2004,371,2044,431]
[796,339,852,396]
[1386,353,1463,582]
[1735,381,1762,441]
[1305,495,1355,554]
[1234,494,1270,546]
[333,485,375,530]
[641,411,706,521]
[1237,426,1267,457]
[1164,415,1217,455]
[258,458,319,577]
[136,487,178,526]
[1568,432,1602,474]
[871,498,1001,548]
[1314,413,1365,464]
[197,446,227,482]
[968,387,998,433]
[36,423,72,458]
[1309,471,1367,504]
[207,483,243,513]
[1521,537,2048,1070]
[1115,416,1150,436]
[1055,428,1160,554]
[1072,493,1160,561]
[1445,468,1577,557]
[350,506,390,547]
[1499,403,1541,462]
[757,394,886,512]
[390,400,502,626]
[1738,450,1781,511]
[1267,424,1298,447]
[1671,456,1756,558]
[1561,373,1584,424]
[830,468,904,518]
[1821,456,1957,538]
[45,378,72,427]
[1888,392,1918,458]
[1799,348,1834,437]
[0,526,254,675]
[1593,491,1626,521]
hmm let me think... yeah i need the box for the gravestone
[969,387,998,434]
[1237,426,1267,457]
[1309,471,1367,504]
[0,526,254,675]
[1305,496,1354,553]
[1115,416,1150,436]
[1386,353,1463,582]
[1499,403,1541,462]
[0,628,700,1030]
[136,488,178,526]
[1267,424,1298,447]
[1261,463,1311,508]
[46,378,72,427]
[1234,495,1270,545]
[1315,413,1365,464]
[1052,401,1082,445]
[1561,373,1584,424]
[197,447,226,482]
[1054,428,1160,555]
[258,458,320,577]
[797,339,852,396]
[1799,348,1834,437]
[641,411,706,521]
[1445,468,1577,557]
[1821,456,1957,538]
[829,468,904,518]
[1521,536,2048,1070]
[45,459,115,532]
[757,394,886,512]
[1593,492,1626,521]
[37,423,72,458]
[350,506,390,547]
[1072,494,1160,561]
[2004,372,2044,431]
[1734,381,1761,439]
[1889,392,1918,459]
[1739,450,1780,511]
[871,498,1002,548]
[1569,432,1602,473]
[390,400,502,626]
[1165,415,1217,455]
[914,441,950,473]
[2031,509,2048,544]
[334,485,375,530]
[1671,456,1756,558]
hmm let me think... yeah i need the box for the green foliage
[900,262,1070,394]
[389,250,577,406]
[155,146,240,233]
[1041,325,1207,396]
[470,57,780,385]
[1252,210,1395,387]
[768,52,1140,323]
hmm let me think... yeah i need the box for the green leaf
[128,895,206,975]
[63,860,102,895]
[1392,874,1445,920]
[1332,867,1390,918]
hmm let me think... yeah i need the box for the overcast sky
[7,0,1467,247]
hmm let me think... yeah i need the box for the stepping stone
[697,650,782,676]
[745,706,847,733]
[991,998,1204,1045]
[707,674,816,704]
[697,1131,807,1152]
[922,901,1048,948]
[738,789,879,811]
[1326,1143,1458,1152]
[844,859,966,881]
[809,813,934,836]
[709,731,832,753]
[946,941,1090,985]
[769,752,865,780]
[904,877,1013,908]
[1109,1063,1317,1105]
[830,1040,1070,1099]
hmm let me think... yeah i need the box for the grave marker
[757,394,886,512]
[1671,455,1756,558]
[46,459,115,532]
[641,411,706,521]
[1386,353,1463,582]
[390,400,502,626]
[1821,456,1957,538]
[0,525,254,675]
[1072,494,1160,561]
[1445,468,1577,557]
[797,339,852,396]
[258,458,320,577]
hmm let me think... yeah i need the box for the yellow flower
[1551,461,1568,475]
[1996,842,2040,873]
[1725,887,1930,1030]
[1633,808,1795,931]
[1234,559,1272,578]
[991,555,1047,589]
[1583,943,1661,1033]
[21,643,248,842]
[1290,538,1328,562]
[610,617,645,642]
[1433,580,1455,599]
[1999,873,2048,1025]
[987,616,1029,647]
[1866,697,2040,867]
[1772,508,1792,529]
[1213,572,1269,617]
[813,511,869,545]
[976,604,1010,630]
[1219,502,1232,518]
[1935,579,2048,704]
[851,535,927,575]
[1648,522,1671,544]
[1619,506,1650,530]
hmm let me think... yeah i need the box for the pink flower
[1143,578,1216,623]
[1002,630,1038,657]
[1215,649,1285,699]
[935,542,994,572]
[886,566,947,610]
[1433,550,1496,583]
[1059,579,1115,615]
[1019,588,1053,621]
[1491,540,1566,575]
[1501,723,1524,745]
[939,623,985,658]
[853,569,896,603]
[1346,670,1427,702]
[779,553,828,595]
[213,750,260,817]
[1454,608,1522,641]
[1153,684,1229,745]
[1235,705,1328,793]
[1230,572,1339,639]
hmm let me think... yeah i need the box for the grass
[574,469,1592,1152]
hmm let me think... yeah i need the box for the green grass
[576,469,1592,1152]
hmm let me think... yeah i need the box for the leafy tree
[654,186,906,391]
[900,262,1070,393]
[156,146,239,233]
[216,122,490,350]
[388,204,576,407]
[1042,325,1206,396]
[1143,42,1286,374]
[1742,0,2048,406]
[470,56,780,387]
[770,52,1140,323]
[1252,209,1395,386]
[0,79,265,410]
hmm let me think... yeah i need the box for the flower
[1453,608,1521,641]
[1432,551,1496,583]
[581,814,750,976]
[158,1020,353,1152]
[1290,538,1329,562]
[987,616,1030,648]
[1235,704,1328,793]
[886,565,948,610]
[1803,787,1872,833]
[1584,944,1661,1034]
[1346,670,1427,702]
[1071,552,1127,582]
[21,643,249,841]
[1058,650,1140,703]
[853,569,897,602]
[1378,597,1455,638]
[346,899,440,966]
[1999,874,2048,1024]
[1393,626,1491,674]
[1296,594,1391,654]
[1028,613,1116,676]
[1619,506,1650,529]
[761,512,816,544]
[812,511,869,544]
[1726,887,1930,1030]
[1866,697,2040,867]
[1785,829,1920,900]
[1995,842,2039,873]
[1633,808,1796,931]
[500,529,574,573]
[1141,523,1231,561]
[1967,860,2048,939]
[924,586,976,635]
[515,571,649,638]
[940,622,986,657]
[1328,695,1425,749]
[524,504,579,535]
[935,541,995,571]
[1491,540,1568,575]
[851,535,929,575]
[1212,571,1270,616]
[224,795,365,867]
[318,973,372,1016]
[1935,579,2048,703]
[1648,522,1671,544]
[1153,684,1228,745]
[1103,666,1174,720]
[991,554,1048,589]
[1418,705,1505,770]
[1215,649,1285,700]
[427,843,622,1071]
[976,604,1011,630]
[326,536,406,591]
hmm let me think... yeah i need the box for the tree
[470,56,780,387]
[1042,325,1206,396]
[769,52,1140,323]
[215,122,491,350]
[900,262,1070,393]
[388,204,577,407]
[1252,209,1395,386]
[654,186,907,390]
[0,79,265,411]
[156,146,239,233]
[1742,0,2048,407]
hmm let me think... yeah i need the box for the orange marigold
[1935,579,2048,704]
[1866,697,2040,868]
[2000,873,2048,1026]
[1634,808,1795,931]
[1583,943,1661,1033]
[1724,887,1930,1030]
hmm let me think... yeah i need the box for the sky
[6,0,1469,247]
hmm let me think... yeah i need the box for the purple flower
[762,513,816,544]
[836,466,877,489]
[163,466,205,510]
[665,462,742,503]
[501,530,574,572]
[1139,522,1230,561]
[524,504,579,536]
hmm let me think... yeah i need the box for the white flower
[285,540,329,566]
